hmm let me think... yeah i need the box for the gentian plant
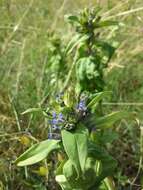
[63,8,118,94]
[15,91,128,190]
[15,8,129,190]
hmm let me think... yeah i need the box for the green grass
[0,0,143,189]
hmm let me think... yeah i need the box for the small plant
[15,8,130,190]
[15,91,128,190]
[63,8,117,94]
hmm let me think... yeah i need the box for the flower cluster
[48,111,65,140]
[48,95,87,140]
[77,99,87,112]
[76,98,87,118]
[51,112,64,130]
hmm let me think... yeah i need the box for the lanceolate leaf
[87,91,111,109]
[94,20,118,28]
[64,14,79,24]
[21,108,42,115]
[88,141,117,189]
[95,111,131,128]
[15,140,60,166]
[63,160,77,183]
[95,40,116,61]
[61,130,88,176]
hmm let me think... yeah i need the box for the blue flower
[51,118,58,125]
[52,111,57,118]
[50,112,64,130]
[58,113,64,122]
[51,117,59,130]
[77,99,87,112]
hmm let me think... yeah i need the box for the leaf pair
[61,130,88,176]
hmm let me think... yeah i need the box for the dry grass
[0,0,143,189]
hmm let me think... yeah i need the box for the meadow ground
[0,0,143,189]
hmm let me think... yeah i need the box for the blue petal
[52,111,57,118]
[51,118,58,125]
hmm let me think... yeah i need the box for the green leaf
[15,140,60,166]
[64,14,79,24]
[92,130,119,144]
[63,159,89,189]
[95,40,116,62]
[61,130,88,176]
[88,141,117,189]
[63,160,77,182]
[95,111,131,128]
[21,108,42,115]
[94,20,118,28]
[56,159,67,175]
[83,157,99,187]
[103,177,116,190]
[87,91,111,109]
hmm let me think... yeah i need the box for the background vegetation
[0,0,143,189]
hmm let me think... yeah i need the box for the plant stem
[61,50,78,92]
